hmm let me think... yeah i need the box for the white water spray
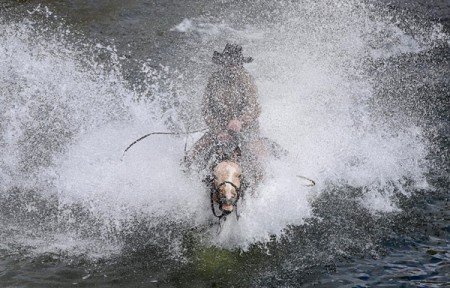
[0,0,444,255]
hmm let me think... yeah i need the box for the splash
[0,0,446,257]
[164,0,443,248]
[0,10,203,258]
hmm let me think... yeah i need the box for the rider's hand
[227,119,242,132]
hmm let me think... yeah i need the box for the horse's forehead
[215,161,241,174]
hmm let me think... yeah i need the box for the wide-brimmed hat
[212,43,253,66]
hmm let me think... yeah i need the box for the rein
[121,128,208,160]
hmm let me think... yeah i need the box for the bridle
[209,178,242,220]
[208,134,244,221]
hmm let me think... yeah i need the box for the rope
[121,128,207,159]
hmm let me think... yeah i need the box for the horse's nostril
[220,197,234,206]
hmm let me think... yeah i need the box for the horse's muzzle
[220,197,236,212]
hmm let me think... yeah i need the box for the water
[0,0,449,287]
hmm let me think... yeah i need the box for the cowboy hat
[212,43,253,66]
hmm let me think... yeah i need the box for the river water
[0,0,449,287]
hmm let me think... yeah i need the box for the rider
[185,43,265,183]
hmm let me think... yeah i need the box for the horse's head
[212,160,242,214]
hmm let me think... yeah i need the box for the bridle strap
[210,180,241,219]
[210,191,225,219]
[216,181,240,193]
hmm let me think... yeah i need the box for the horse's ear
[232,146,241,162]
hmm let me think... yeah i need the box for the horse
[205,142,245,220]
[204,134,287,221]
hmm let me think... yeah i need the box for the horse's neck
[216,143,241,163]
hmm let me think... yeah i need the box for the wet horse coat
[212,160,241,214]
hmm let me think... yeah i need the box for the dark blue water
[0,0,449,287]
